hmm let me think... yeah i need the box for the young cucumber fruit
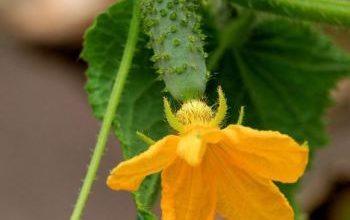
[141,0,208,100]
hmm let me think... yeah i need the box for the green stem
[232,0,350,26]
[70,2,140,219]
[208,12,255,71]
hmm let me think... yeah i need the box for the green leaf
[82,1,168,219]
[208,18,350,218]
[211,19,350,147]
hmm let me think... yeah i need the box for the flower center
[175,100,214,125]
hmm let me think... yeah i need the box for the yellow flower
[107,88,309,220]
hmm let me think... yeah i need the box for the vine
[233,0,350,26]
[70,1,141,219]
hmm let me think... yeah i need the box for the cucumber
[141,0,208,100]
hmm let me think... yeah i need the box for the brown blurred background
[0,1,350,219]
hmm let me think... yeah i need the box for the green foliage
[207,18,350,218]
[209,19,350,147]
[82,1,169,219]
[141,0,208,100]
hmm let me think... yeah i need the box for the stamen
[176,100,214,125]
[163,87,228,130]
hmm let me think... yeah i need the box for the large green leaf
[82,1,168,219]
[212,19,350,147]
[208,18,350,219]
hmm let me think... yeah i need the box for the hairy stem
[70,1,140,219]
[232,0,350,26]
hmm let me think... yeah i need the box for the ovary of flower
[107,87,309,220]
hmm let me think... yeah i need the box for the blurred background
[0,0,349,219]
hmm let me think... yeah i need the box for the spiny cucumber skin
[141,0,208,101]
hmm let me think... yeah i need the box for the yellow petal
[107,135,179,191]
[209,148,294,220]
[177,128,222,166]
[161,158,216,220]
[222,125,308,183]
